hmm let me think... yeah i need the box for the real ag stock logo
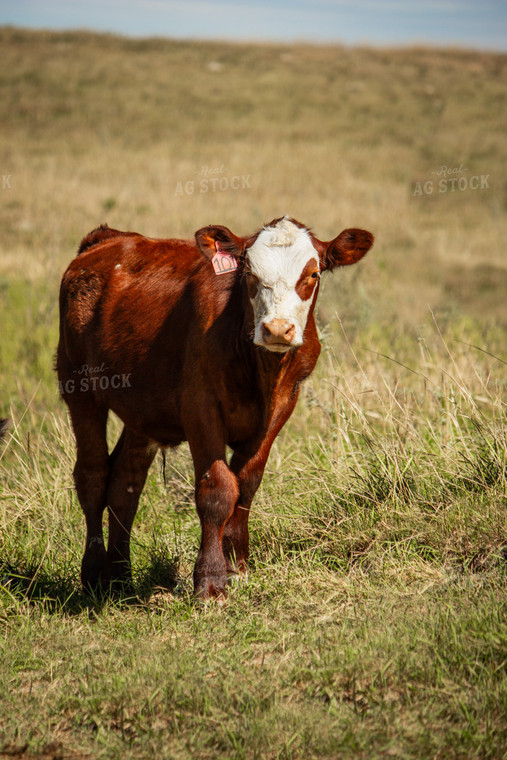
[57,363,132,395]
[412,165,490,196]
[175,164,252,196]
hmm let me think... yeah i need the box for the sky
[0,0,506,50]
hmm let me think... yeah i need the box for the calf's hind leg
[66,402,109,591]
[103,428,157,587]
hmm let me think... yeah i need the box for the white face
[245,218,321,353]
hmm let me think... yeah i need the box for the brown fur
[77,223,142,255]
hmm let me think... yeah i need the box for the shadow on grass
[0,550,181,615]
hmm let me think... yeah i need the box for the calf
[57,216,373,599]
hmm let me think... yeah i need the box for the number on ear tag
[211,243,238,275]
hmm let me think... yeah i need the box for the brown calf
[57,217,373,599]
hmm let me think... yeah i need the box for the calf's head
[196,217,373,353]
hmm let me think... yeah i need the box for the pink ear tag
[211,243,238,276]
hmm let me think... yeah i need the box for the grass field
[0,27,506,760]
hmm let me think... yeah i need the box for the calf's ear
[195,225,245,261]
[318,228,374,272]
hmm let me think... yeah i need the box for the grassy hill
[0,28,506,759]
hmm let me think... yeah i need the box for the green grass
[1,324,505,759]
[1,578,506,759]
[0,27,506,760]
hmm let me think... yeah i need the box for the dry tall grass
[0,28,506,328]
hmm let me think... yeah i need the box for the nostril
[285,324,296,341]
[262,323,272,339]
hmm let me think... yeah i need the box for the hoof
[81,547,135,600]
[81,572,134,596]
[81,540,106,592]
[194,578,227,604]
[101,559,134,597]
[225,557,248,579]
[104,576,136,600]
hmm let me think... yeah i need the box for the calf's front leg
[193,459,239,600]
[222,398,298,582]
[223,452,265,579]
